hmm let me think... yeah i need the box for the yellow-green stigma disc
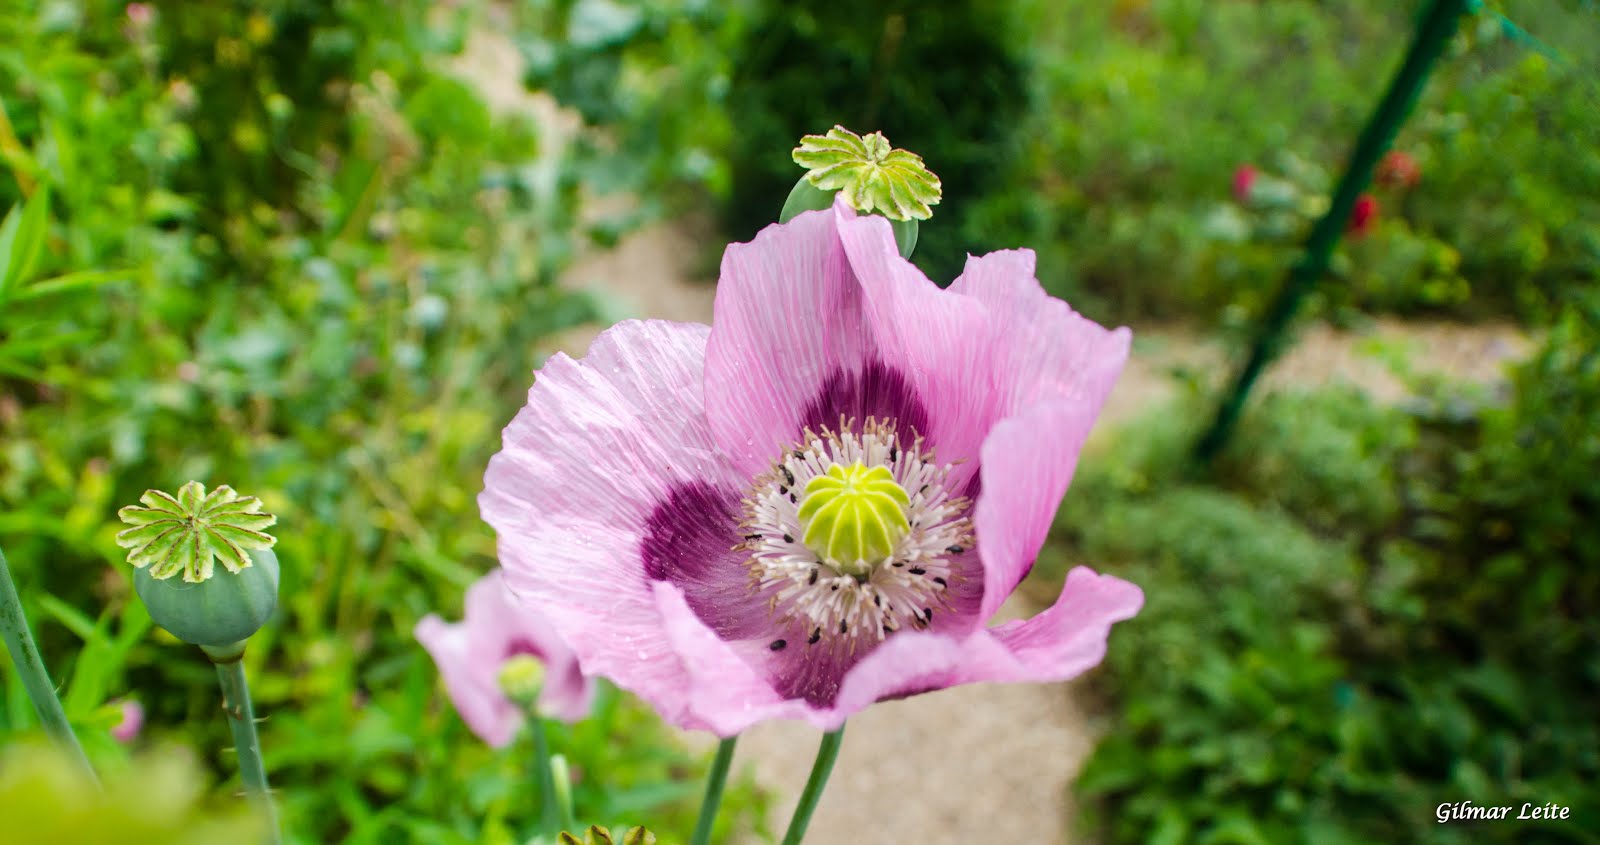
[497,654,545,709]
[795,461,911,576]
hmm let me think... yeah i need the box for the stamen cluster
[740,419,973,650]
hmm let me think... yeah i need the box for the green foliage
[522,0,1596,321]
[1002,0,1600,322]
[522,0,1031,284]
[0,741,262,845]
[1052,314,1600,843]
[0,2,766,842]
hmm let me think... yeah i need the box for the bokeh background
[0,0,1596,843]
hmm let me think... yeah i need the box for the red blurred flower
[1231,164,1258,204]
[1376,151,1420,189]
[125,3,153,27]
[1348,193,1379,237]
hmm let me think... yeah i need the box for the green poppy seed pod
[557,826,655,845]
[135,548,280,647]
[779,177,920,260]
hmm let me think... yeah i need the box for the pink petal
[971,400,1106,622]
[834,209,1130,487]
[112,699,143,743]
[949,249,1130,418]
[834,210,1130,618]
[481,319,743,731]
[416,612,521,747]
[832,566,1143,703]
[653,582,812,735]
[703,202,883,477]
[650,567,1140,733]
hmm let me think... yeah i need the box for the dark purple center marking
[801,360,930,438]
[504,638,544,661]
[641,481,770,640]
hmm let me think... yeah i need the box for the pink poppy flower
[415,571,595,747]
[112,699,143,743]
[481,198,1143,736]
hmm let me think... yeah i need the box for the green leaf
[10,269,127,303]
[34,593,98,643]
[0,186,51,299]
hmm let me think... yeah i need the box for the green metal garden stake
[1194,0,1472,463]
[0,543,96,783]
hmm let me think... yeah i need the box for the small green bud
[135,548,280,648]
[796,461,911,576]
[496,654,544,709]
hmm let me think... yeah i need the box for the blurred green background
[0,0,1595,842]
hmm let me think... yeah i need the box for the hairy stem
[780,726,846,845]
[689,736,739,845]
[0,543,95,783]
[204,644,281,844]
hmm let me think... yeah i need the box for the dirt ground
[453,28,1530,845]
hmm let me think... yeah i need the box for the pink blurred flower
[1348,193,1379,238]
[1231,164,1258,204]
[112,699,143,743]
[125,3,153,27]
[480,197,1143,737]
[415,571,594,747]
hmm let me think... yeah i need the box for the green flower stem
[202,643,281,845]
[529,716,560,832]
[689,736,739,845]
[780,726,846,845]
[0,543,95,784]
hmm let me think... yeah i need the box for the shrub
[1053,312,1600,843]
